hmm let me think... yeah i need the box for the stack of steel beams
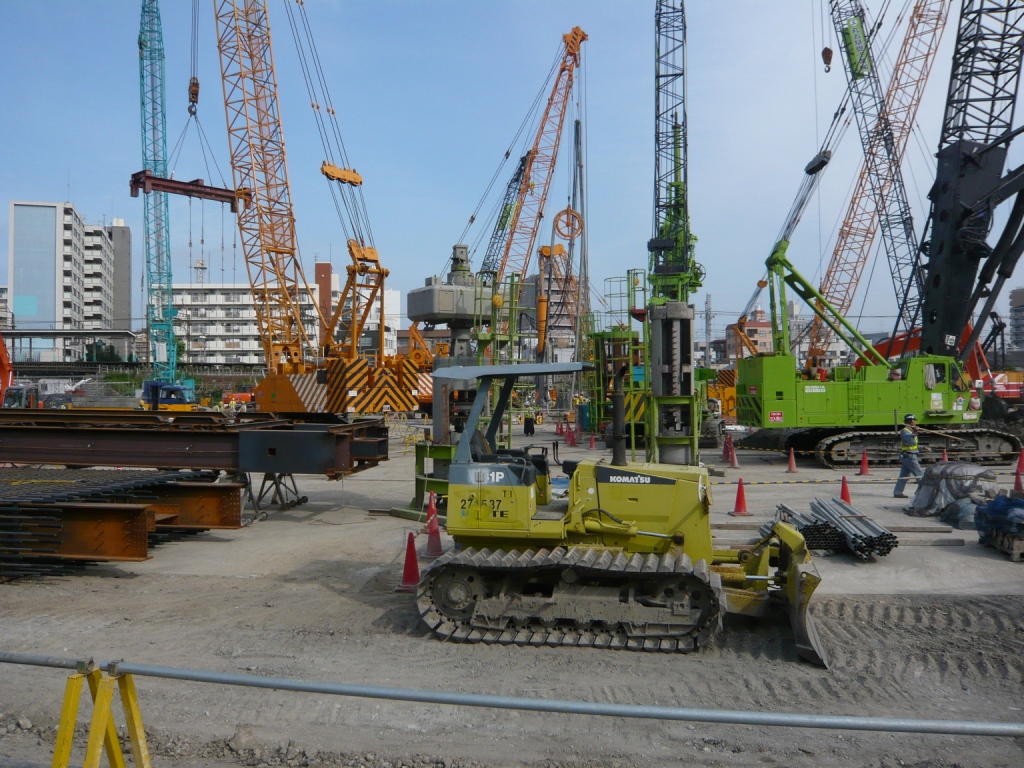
[0,469,243,579]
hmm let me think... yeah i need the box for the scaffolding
[584,270,649,457]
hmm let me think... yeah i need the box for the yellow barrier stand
[52,667,152,768]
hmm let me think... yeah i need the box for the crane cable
[283,0,373,249]
[738,0,906,324]
[447,48,568,277]
[166,0,229,189]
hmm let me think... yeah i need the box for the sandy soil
[1,425,1022,768]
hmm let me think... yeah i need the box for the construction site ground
[1,422,1022,768]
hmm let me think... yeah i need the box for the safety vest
[900,426,919,453]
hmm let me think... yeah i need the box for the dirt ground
[1,423,1023,768]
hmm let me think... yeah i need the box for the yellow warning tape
[712,470,1019,486]
[711,478,895,486]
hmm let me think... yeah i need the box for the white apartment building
[168,277,401,366]
[171,283,320,365]
[83,225,115,331]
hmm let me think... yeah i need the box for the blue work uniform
[894,425,922,497]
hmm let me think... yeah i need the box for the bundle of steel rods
[0,468,204,506]
[0,512,64,579]
[770,499,898,559]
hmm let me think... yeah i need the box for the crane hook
[821,47,833,73]
[188,76,200,116]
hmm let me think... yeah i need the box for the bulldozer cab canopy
[436,363,592,463]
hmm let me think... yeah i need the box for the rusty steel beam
[0,420,388,477]
[0,409,282,429]
[16,503,151,562]
[0,425,240,470]
[129,169,251,212]
[139,482,243,530]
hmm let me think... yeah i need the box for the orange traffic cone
[941,448,949,462]
[840,475,852,504]
[722,434,733,462]
[857,449,870,476]
[729,442,740,469]
[589,434,596,450]
[730,478,750,516]
[785,447,797,473]
[424,513,443,559]
[395,532,420,592]
[1015,472,1023,494]
[1016,448,1024,475]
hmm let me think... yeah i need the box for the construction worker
[894,413,922,499]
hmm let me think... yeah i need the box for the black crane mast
[915,2,1024,359]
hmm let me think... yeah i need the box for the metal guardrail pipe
[1,651,1021,737]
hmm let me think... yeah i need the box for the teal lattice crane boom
[138,0,176,381]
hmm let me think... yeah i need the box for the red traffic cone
[424,513,443,559]
[730,478,750,516]
[840,475,852,504]
[395,532,420,592]
[1016,448,1024,476]
[1015,472,1023,494]
[588,434,596,450]
[565,428,575,447]
[729,442,740,469]
[857,449,870,476]
[785,447,797,473]
[556,421,564,436]
[941,448,949,462]
[426,491,437,522]
[722,434,733,462]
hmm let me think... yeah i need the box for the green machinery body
[739,354,978,430]
[735,248,1020,465]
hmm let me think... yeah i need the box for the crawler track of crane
[417,546,724,652]
[812,428,1020,468]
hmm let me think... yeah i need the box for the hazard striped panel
[625,391,646,423]
[253,371,323,413]
[288,372,327,413]
[417,371,433,405]
[349,367,419,414]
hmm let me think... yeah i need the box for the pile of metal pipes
[769,498,899,559]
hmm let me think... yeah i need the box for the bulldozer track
[417,546,723,653]
[814,428,1021,468]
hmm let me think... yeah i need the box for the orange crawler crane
[213,0,418,415]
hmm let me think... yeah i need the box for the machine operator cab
[434,363,582,542]
[140,381,200,412]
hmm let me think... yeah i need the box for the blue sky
[1,1,1018,341]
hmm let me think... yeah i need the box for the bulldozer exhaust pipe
[611,365,628,467]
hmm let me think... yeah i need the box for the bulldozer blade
[771,521,829,669]
[788,562,828,668]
